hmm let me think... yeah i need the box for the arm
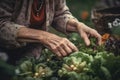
[52,0,101,46]
[17,27,78,57]
[0,0,25,48]
[52,0,77,34]
[66,19,102,46]
[0,0,77,57]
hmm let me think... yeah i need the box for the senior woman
[0,0,101,64]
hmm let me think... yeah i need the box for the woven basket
[91,7,120,36]
[91,7,120,54]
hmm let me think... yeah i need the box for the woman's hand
[77,22,102,46]
[67,19,102,46]
[41,32,78,57]
[17,27,78,57]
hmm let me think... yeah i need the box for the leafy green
[13,37,120,80]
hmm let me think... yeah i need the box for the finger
[49,39,68,57]
[53,49,62,57]
[80,30,90,46]
[55,51,62,57]
[95,33,102,45]
[67,42,78,52]
[98,37,102,45]
[90,29,102,45]
[50,45,62,57]
[62,44,73,54]
[95,34,102,45]
[58,46,68,57]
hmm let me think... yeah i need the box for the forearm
[66,19,90,33]
[17,27,49,43]
[17,27,78,57]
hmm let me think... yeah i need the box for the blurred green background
[67,0,97,26]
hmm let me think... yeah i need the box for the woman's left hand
[77,22,102,46]
[67,19,102,46]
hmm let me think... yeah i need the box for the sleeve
[0,0,26,49]
[51,0,77,34]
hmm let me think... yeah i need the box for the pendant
[37,12,39,17]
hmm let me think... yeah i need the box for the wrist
[37,31,49,43]
[38,31,56,44]
[67,19,86,33]
[66,19,78,32]
[17,27,47,43]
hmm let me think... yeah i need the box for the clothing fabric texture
[0,0,76,63]
[30,0,46,27]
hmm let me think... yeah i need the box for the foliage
[0,60,16,80]
[13,33,120,80]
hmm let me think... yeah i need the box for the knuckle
[60,38,68,45]
[68,50,72,54]
[57,54,62,57]
[79,22,84,26]
[51,46,58,51]
[51,44,62,50]
[92,29,97,33]
[62,38,68,42]
[62,53,66,57]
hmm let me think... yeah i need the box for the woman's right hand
[41,32,78,57]
[17,27,78,57]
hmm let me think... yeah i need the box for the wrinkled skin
[18,19,101,57]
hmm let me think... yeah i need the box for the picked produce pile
[13,34,120,80]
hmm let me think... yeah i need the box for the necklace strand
[36,0,44,16]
